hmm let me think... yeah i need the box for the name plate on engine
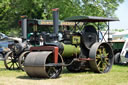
[72,36,80,44]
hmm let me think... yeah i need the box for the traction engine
[23,8,115,78]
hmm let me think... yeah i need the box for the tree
[0,0,124,35]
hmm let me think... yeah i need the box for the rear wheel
[18,51,30,71]
[4,51,19,70]
[89,42,114,73]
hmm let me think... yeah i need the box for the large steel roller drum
[24,51,63,78]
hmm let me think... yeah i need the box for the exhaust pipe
[21,15,27,40]
[52,8,59,35]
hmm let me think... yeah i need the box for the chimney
[52,8,59,35]
[21,15,27,40]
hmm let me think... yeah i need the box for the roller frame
[24,46,64,78]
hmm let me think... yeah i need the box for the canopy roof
[64,16,119,22]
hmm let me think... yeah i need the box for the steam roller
[22,8,114,78]
[23,25,113,78]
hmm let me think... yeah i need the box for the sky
[110,0,128,30]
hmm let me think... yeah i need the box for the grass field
[0,61,128,85]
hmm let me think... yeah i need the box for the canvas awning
[65,16,119,22]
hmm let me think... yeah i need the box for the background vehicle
[111,31,128,64]
[0,33,15,60]
[112,39,128,64]
[0,32,30,70]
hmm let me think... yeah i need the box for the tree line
[0,0,124,36]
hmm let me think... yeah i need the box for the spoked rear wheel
[89,42,114,73]
[18,51,30,71]
[4,51,19,70]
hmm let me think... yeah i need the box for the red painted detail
[52,8,59,11]
[79,58,94,61]
[30,46,59,64]
[54,47,58,64]
[30,46,56,51]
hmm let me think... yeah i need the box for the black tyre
[114,52,121,64]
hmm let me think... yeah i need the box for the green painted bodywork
[112,42,124,51]
[62,43,80,57]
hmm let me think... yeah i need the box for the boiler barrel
[62,44,80,57]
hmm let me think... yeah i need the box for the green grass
[0,61,26,77]
[0,61,128,85]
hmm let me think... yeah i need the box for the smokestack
[21,15,27,40]
[52,8,59,35]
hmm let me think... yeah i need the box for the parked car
[0,32,22,60]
